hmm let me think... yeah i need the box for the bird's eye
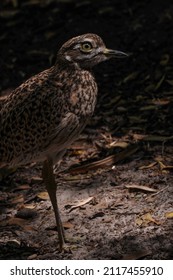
[80,42,93,53]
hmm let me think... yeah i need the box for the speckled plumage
[0,33,127,251]
[0,65,97,166]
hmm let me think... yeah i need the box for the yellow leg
[42,157,66,251]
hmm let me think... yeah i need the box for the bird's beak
[103,48,128,58]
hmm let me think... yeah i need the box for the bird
[0,33,127,251]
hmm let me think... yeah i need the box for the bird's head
[57,33,128,69]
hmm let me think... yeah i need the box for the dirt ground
[0,0,173,260]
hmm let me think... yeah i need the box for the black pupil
[84,43,91,49]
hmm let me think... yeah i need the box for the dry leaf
[129,116,147,123]
[144,213,161,224]
[109,141,128,148]
[4,217,28,228]
[13,184,31,191]
[154,74,165,91]
[23,203,36,209]
[140,105,156,111]
[136,213,161,226]
[98,6,114,15]
[126,184,157,193]
[139,162,157,170]
[132,133,146,140]
[94,198,108,210]
[27,254,38,260]
[166,79,173,86]
[63,222,74,229]
[151,99,170,105]
[23,225,35,231]
[69,144,139,174]
[143,135,173,142]
[1,218,35,231]
[156,160,166,170]
[10,194,24,204]
[165,212,173,219]
[37,191,49,200]
[160,54,170,66]
[162,165,173,170]
[0,10,19,18]
[7,239,21,247]
[123,71,139,83]
[68,197,93,212]
[31,176,43,183]
[64,175,89,181]
[136,217,143,226]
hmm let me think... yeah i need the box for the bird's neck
[55,57,93,72]
[52,61,97,118]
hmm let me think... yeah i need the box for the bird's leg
[42,157,65,251]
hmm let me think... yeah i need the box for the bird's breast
[68,70,98,117]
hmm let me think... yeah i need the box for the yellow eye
[81,42,93,52]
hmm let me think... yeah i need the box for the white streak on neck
[65,55,72,61]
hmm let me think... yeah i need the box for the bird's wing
[1,68,87,165]
[42,111,86,157]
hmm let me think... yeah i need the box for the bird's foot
[59,236,80,252]
[59,242,73,253]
